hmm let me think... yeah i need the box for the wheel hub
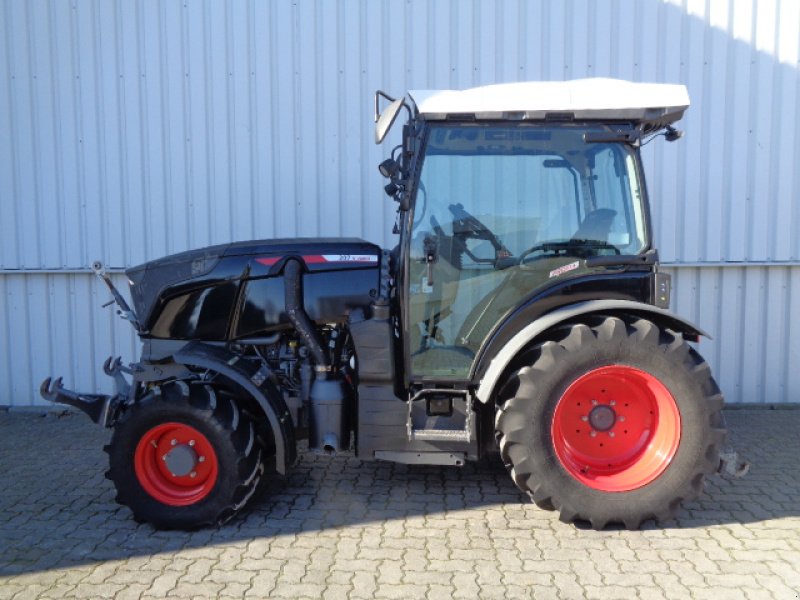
[163,444,198,477]
[134,422,218,506]
[588,404,616,432]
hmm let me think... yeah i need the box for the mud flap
[174,342,296,474]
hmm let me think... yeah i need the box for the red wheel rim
[134,422,218,506]
[551,366,681,492]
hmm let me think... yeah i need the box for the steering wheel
[447,203,511,265]
[448,203,497,243]
[518,240,621,265]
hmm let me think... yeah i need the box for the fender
[474,299,709,404]
[173,342,296,473]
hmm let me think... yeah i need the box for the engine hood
[126,238,382,330]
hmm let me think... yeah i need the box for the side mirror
[375,98,404,144]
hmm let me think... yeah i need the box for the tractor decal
[256,255,378,266]
[549,260,580,279]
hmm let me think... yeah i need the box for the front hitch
[40,377,116,425]
[40,356,131,427]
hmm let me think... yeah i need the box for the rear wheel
[495,315,725,529]
[106,381,264,529]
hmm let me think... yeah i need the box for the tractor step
[410,429,471,442]
[406,389,473,444]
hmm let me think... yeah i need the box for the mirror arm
[375,91,412,123]
[374,91,396,122]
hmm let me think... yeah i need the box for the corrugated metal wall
[1,0,798,406]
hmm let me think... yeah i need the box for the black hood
[125,238,381,330]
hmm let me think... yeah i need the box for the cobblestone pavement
[0,408,798,600]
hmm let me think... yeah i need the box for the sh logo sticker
[549,260,580,278]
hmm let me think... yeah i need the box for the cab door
[402,125,647,383]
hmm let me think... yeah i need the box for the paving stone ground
[0,408,798,600]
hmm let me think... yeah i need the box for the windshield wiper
[541,239,619,253]
[519,239,620,264]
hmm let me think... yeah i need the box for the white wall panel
[0,273,139,406]
[1,0,799,406]
[667,265,800,405]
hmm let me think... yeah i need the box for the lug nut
[162,455,167,461]
[619,416,626,422]
[189,440,195,447]
[198,456,205,463]
[609,400,616,406]
[591,399,598,406]
[590,431,597,438]
[171,439,177,446]
[609,432,615,438]
[581,416,589,422]
[190,471,196,478]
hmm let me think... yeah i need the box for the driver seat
[571,208,617,242]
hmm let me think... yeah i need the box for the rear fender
[474,299,709,404]
[173,342,296,473]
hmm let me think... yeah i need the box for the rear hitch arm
[40,356,132,427]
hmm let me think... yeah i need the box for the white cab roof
[409,78,689,126]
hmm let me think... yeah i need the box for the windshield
[415,124,647,256]
[406,124,648,379]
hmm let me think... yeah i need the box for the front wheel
[495,315,725,529]
[106,381,265,529]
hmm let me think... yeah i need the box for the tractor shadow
[0,408,798,576]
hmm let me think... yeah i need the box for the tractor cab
[375,79,689,388]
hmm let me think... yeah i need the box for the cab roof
[408,78,689,130]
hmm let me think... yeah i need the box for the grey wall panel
[1,0,799,406]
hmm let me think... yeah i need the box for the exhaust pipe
[283,258,350,452]
[283,259,329,369]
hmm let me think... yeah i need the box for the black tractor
[43,79,727,530]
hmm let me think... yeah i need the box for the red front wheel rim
[134,422,219,506]
[551,366,681,492]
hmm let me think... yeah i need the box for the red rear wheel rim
[134,422,218,506]
[551,366,681,492]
